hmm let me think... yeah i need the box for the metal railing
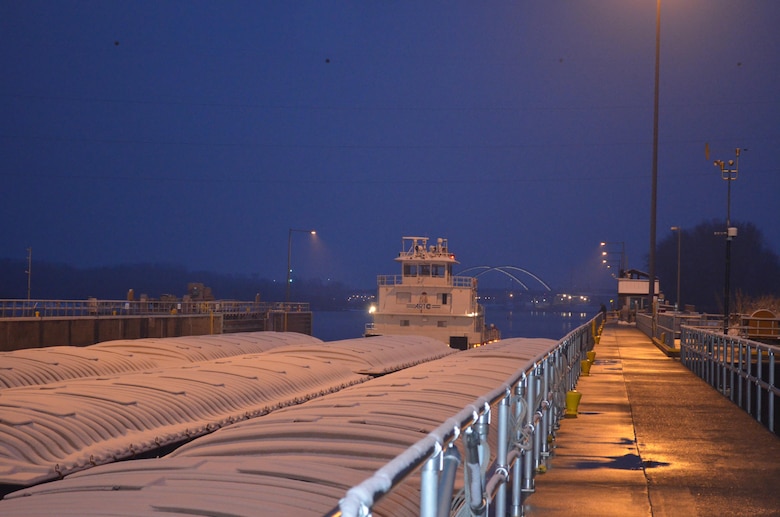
[376,275,476,287]
[0,299,310,319]
[326,313,604,517]
[681,326,779,434]
[637,312,736,348]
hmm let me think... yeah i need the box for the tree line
[0,260,365,311]
[653,219,780,314]
[3,218,778,315]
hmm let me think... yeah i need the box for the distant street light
[713,148,742,334]
[670,227,681,311]
[286,229,316,302]
[600,241,626,274]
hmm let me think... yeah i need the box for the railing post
[728,339,736,402]
[540,358,551,463]
[511,380,525,517]
[746,343,753,414]
[522,373,537,495]
[769,350,775,433]
[495,393,510,517]
[756,347,764,424]
[738,341,745,408]
[463,426,486,517]
[420,445,441,517]
[438,444,461,517]
[532,375,543,475]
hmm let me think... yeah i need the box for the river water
[312,306,598,342]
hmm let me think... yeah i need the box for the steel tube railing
[326,315,600,517]
[0,298,309,319]
[681,326,780,434]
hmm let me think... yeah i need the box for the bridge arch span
[458,265,552,292]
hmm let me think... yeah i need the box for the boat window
[419,265,431,276]
[437,320,447,328]
[404,264,417,277]
[432,264,446,277]
[400,320,410,327]
[440,293,448,305]
[397,292,411,303]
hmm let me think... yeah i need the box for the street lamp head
[671,226,679,231]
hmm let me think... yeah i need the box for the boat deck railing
[376,274,476,287]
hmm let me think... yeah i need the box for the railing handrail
[326,314,603,516]
[376,274,475,287]
[0,298,310,318]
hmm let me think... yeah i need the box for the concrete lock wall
[0,314,225,351]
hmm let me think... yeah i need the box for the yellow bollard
[580,359,592,376]
[586,351,596,363]
[565,390,582,418]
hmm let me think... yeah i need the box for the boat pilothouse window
[403,265,417,277]
[419,265,431,277]
[432,264,446,278]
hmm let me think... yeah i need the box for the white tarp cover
[0,332,323,389]
[0,334,454,486]
[1,338,557,517]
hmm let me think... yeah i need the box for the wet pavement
[526,323,780,516]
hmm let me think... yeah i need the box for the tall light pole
[713,148,741,334]
[670,227,681,312]
[286,229,316,302]
[648,0,661,317]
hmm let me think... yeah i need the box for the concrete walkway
[526,323,780,517]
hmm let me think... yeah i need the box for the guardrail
[0,299,310,319]
[376,275,476,287]
[680,326,779,434]
[636,312,769,349]
[326,313,604,517]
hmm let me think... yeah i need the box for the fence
[326,313,604,517]
[637,311,745,349]
[0,299,310,319]
[680,326,779,435]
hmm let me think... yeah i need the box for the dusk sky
[2,1,779,293]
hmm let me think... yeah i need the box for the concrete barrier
[0,314,225,351]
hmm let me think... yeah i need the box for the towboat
[365,236,498,349]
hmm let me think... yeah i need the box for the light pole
[25,247,32,300]
[286,229,316,302]
[713,148,741,334]
[670,227,681,312]
[648,0,661,319]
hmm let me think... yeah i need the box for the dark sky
[2,1,779,292]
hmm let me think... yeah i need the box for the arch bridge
[457,265,552,292]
